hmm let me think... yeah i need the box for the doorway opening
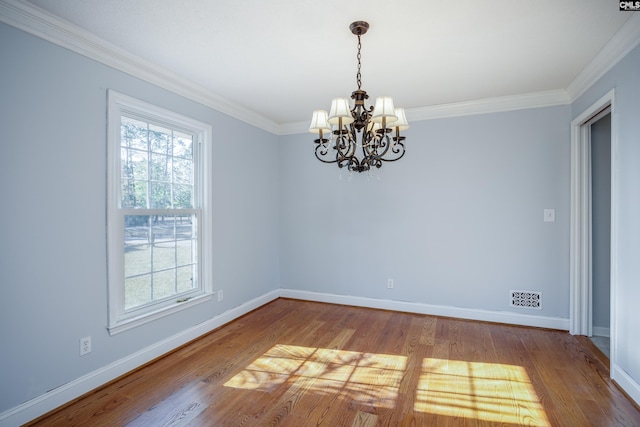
[569,90,615,363]
[590,109,611,358]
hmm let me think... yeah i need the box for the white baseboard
[0,290,279,427]
[279,289,570,331]
[0,288,599,427]
[612,363,640,407]
[4,287,636,427]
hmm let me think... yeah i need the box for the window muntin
[124,214,198,310]
[107,91,212,334]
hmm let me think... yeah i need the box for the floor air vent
[510,290,542,309]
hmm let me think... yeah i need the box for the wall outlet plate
[80,336,91,356]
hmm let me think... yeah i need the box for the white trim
[611,364,640,408]
[2,1,639,137]
[569,89,615,336]
[279,120,312,136]
[106,90,214,333]
[567,14,640,101]
[609,101,620,384]
[279,289,569,330]
[107,294,214,335]
[1,286,612,426]
[3,287,632,427]
[0,0,280,135]
[0,290,280,427]
[407,90,571,122]
[281,90,572,135]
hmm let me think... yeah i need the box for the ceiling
[17,1,633,127]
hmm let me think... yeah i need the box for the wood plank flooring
[29,299,640,426]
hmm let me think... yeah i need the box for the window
[107,90,212,334]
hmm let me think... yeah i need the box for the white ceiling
[18,1,633,127]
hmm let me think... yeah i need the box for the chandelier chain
[356,35,362,90]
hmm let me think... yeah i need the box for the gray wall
[279,106,571,317]
[0,23,280,412]
[2,16,639,419]
[573,42,640,387]
[591,113,611,333]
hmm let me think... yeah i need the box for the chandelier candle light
[309,21,409,173]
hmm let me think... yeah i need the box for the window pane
[131,150,149,180]
[121,117,148,151]
[121,180,148,208]
[150,182,171,209]
[152,216,175,243]
[149,124,171,154]
[120,118,195,210]
[176,236,194,267]
[177,266,195,292]
[153,270,175,300]
[123,214,198,311]
[152,242,175,271]
[125,216,151,278]
[125,215,148,233]
[173,184,193,208]
[150,153,172,182]
[124,243,151,277]
[125,274,151,309]
[173,132,193,159]
[121,148,148,180]
[121,140,150,208]
[172,157,192,184]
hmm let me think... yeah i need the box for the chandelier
[309,21,409,173]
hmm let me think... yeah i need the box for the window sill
[107,293,213,336]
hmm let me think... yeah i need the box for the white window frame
[107,90,213,335]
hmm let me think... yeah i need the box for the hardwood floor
[30,299,640,426]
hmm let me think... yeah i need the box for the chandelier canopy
[309,21,409,173]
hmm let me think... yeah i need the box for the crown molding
[279,120,312,136]
[0,0,281,135]
[279,90,571,135]
[2,0,639,137]
[567,13,640,101]
[272,13,640,135]
[407,90,571,123]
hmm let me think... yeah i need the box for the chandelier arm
[377,132,393,158]
[339,155,359,171]
[365,131,406,164]
[335,131,357,159]
[314,140,339,164]
[388,140,406,161]
[363,131,386,157]
[370,158,383,169]
[378,136,406,163]
[360,129,374,149]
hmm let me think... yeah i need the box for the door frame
[569,89,616,340]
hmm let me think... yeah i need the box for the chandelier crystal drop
[309,21,409,173]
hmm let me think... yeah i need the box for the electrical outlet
[80,336,91,356]
[218,290,223,302]
[387,279,394,289]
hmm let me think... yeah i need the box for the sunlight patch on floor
[415,358,550,426]
[224,344,407,408]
